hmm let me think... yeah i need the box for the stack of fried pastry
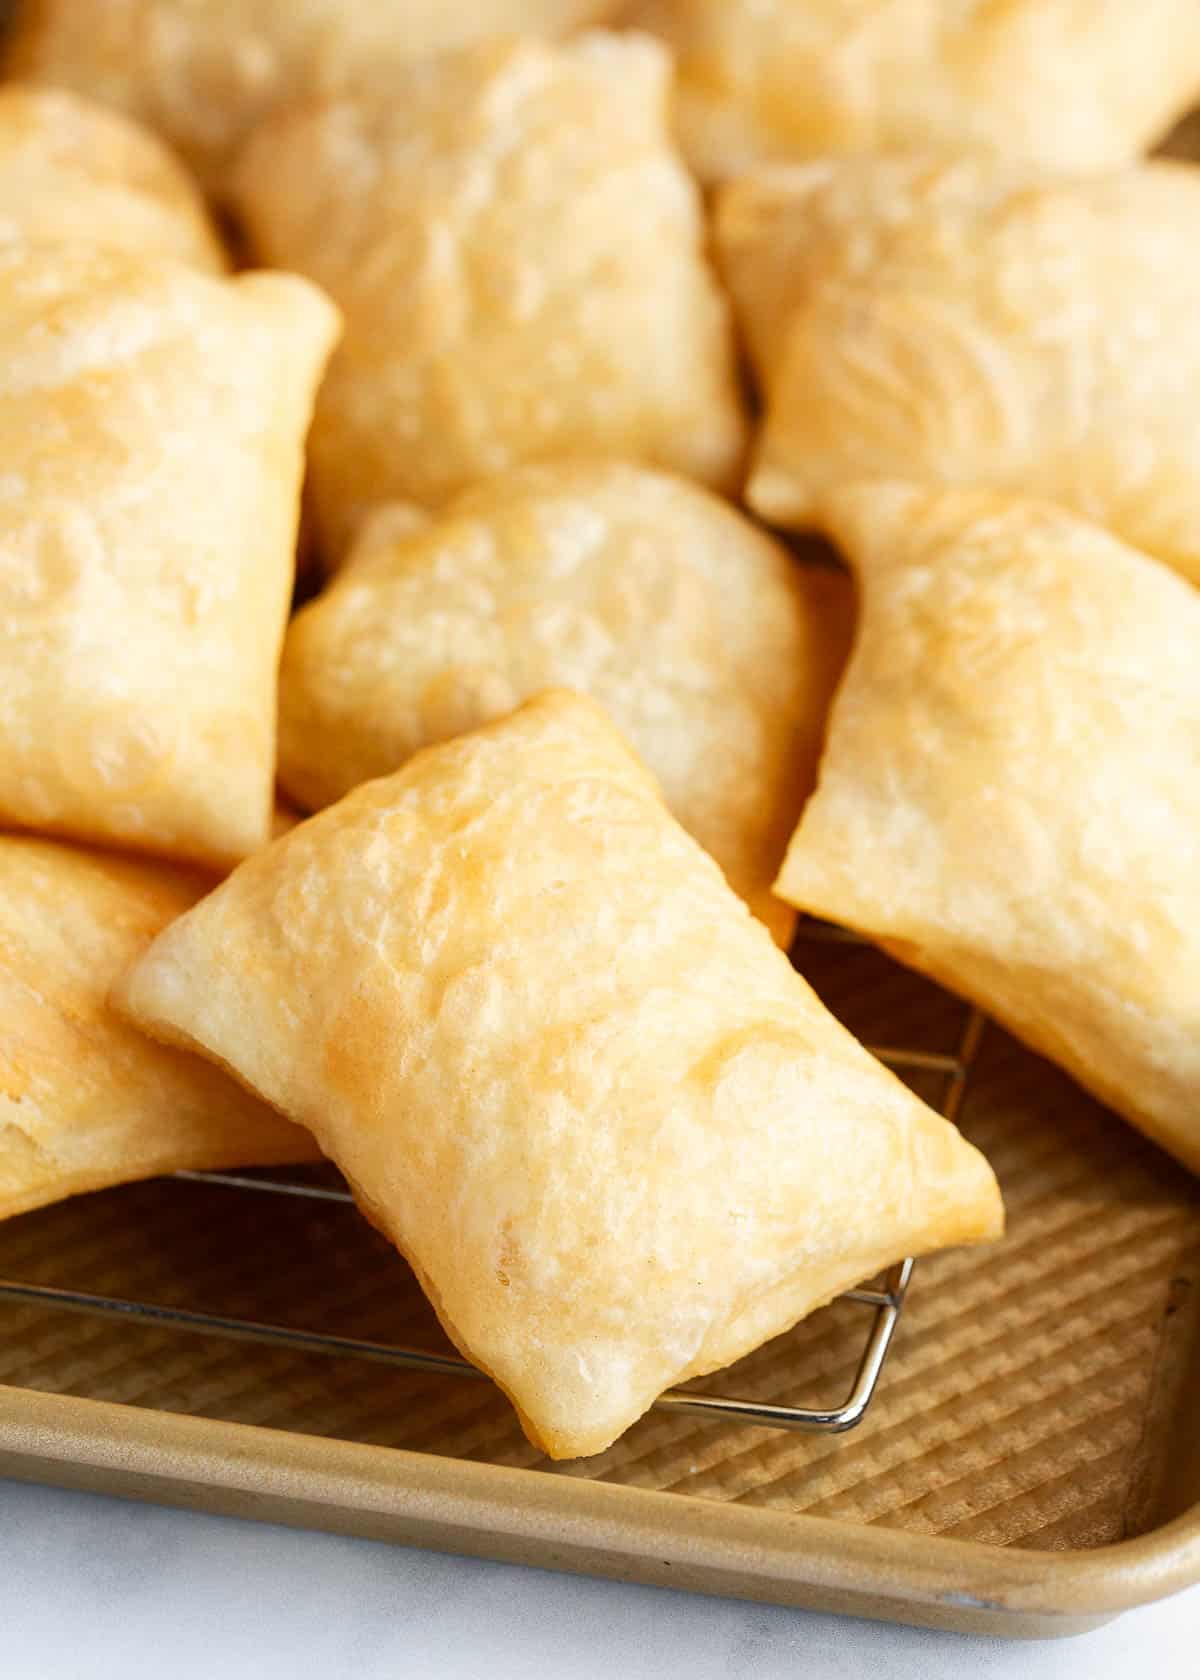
[4,0,1200,1458]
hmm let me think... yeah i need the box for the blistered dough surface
[0,834,317,1222]
[119,691,1002,1458]
[718,154,1200,583]
[0,243,338,866]
[0,84,225,269]
[278,462,852,943]
[234,35,746,554]
[777,484,1200,1177]
[627,0,1200,180]
[6,0,622,192]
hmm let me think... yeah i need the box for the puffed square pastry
[0,834,318,1224]
[117,690,1003,1459]
[0,243,339,868]
[5,0,623,195]
[625,0,1200,181]
[234,34,747,557]
[776,484,1200,1178]
[277,461,853,945]
[0,84,224,270]
[717,155,1200,585]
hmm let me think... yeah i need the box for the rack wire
[0,921,985,1437]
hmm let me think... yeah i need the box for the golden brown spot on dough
[496,1217,520,1289]
[0,1047,30,1102]
[320,988,404,1131]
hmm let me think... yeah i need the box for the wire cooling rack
[0,921,985,1438]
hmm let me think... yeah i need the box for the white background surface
[0,1477,1192,1678]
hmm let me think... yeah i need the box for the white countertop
[0,1477,1193,1678]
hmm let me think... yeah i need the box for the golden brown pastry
[0,83,224,269]
[5,1,627,195]
[776,484,1200,1178]
[277,462,851,945]
[0,242,339,868]
[0,833,317,1223]
[234,35,747,557]
[117,690,1003,1459]
[717,155,1200,585]
[626,0,1200,181]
